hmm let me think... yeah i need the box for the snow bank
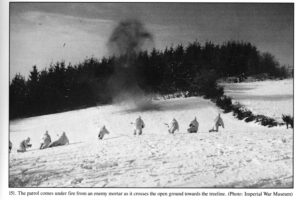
[220,79,293,122]
[9,96,293,187]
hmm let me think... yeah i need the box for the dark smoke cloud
[107,19,158,111]
[108,19,153,68]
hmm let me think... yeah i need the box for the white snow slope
[9,83,293,188]
[221,79,293,122]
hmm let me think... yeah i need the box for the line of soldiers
[165,113,224,134]
[10,114,224,153]
[98,114,225,140]
[10,131,69,153]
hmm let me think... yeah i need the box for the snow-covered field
[220,79,293,122]
[9,81,293,187]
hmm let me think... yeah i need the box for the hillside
[9,93,293,187]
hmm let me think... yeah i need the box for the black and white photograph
[7,2,294,189]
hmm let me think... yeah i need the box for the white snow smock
[169,118,179,134]
[188,117,199,133]
[40,131,52,149]
[48,132,69,148]
[134,116,145,135]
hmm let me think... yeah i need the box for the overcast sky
[10,3,293,79]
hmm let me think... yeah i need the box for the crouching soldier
[209,113,224,132]
[187,117,199,133]
[98,126,109,140]
[9,141,12,153]
[40,131,51,149]
[17,137,32,153]
[282,114,293,129]
[48,132,69,148]
[133,116,145,135]
[168,118,179,134]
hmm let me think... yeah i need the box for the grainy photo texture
[9,3,293,188]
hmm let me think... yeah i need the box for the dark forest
[10,41,291,119]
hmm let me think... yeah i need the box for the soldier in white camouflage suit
[48,132,69,148]
[17,137,32,153]
[187,117,199,133]
[98,126,110,140]
[40,131,52,149]
[209,113,224,132]
[133,116,145,135]
[168,118,179,134]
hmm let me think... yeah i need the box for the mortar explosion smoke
[108,19,153,67]
[107,19,158,111]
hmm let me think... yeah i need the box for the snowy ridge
[221,79,293,122]
[9,95,293,187]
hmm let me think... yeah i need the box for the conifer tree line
[10,41,291,119]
